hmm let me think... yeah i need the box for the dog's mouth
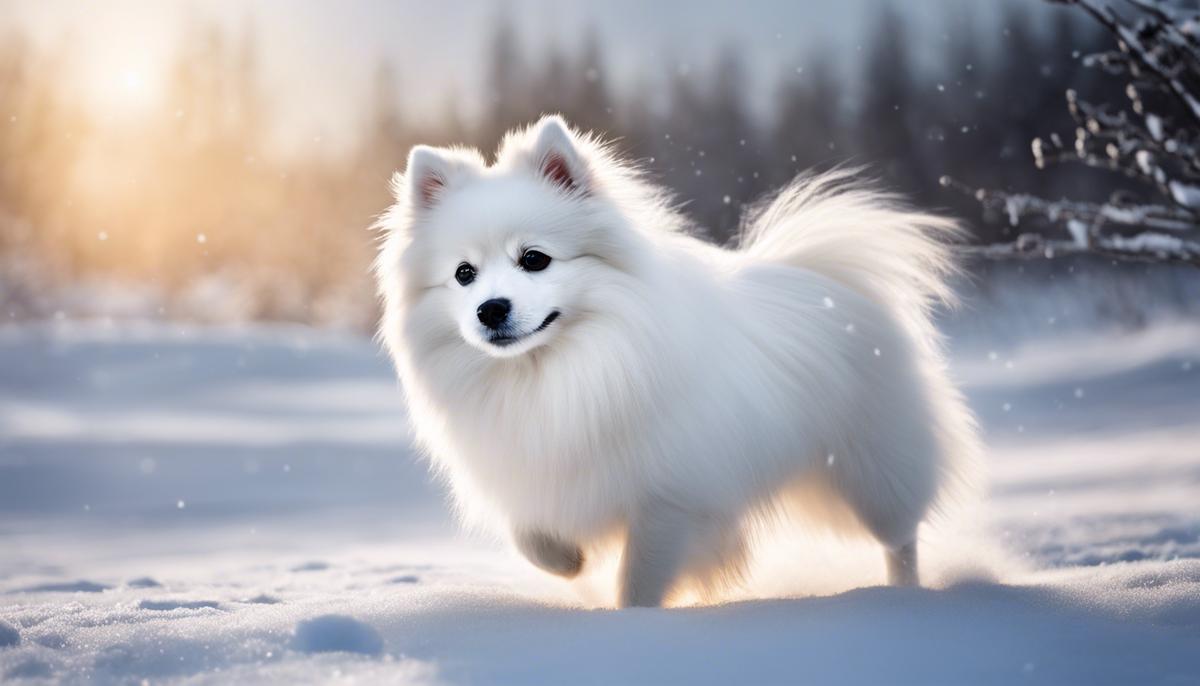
[488,311,561,347]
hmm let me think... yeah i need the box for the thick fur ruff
[374,116,980,607]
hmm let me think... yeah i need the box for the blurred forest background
[1,1,1196,332]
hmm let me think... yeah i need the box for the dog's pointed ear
[399,145,478,211]
[530,115,590,195]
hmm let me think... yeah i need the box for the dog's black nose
[476,298,511,330]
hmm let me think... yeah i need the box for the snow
[291,615,384,656]
[1004,194,1026,227]
[1,320,1199,684]
[126,577,162,589]
[1110,231,1188,255]
[0,620,19,648]
[1169,180,1200,209]
[1146,113,1164,141]
[16,581,111,594]
[1065,218,1089,247]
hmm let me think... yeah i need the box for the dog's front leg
[514,529,584,578]
[618,497,692,608]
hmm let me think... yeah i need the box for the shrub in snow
[291,615,383,656]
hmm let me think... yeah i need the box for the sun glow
[120,68,145,94]
[56,7,174,123]
[84,55,163,119]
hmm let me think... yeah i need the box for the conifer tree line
[0,6,1134,323]
[452,6,1116,245]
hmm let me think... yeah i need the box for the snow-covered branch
[941,176,1200,265]
[958,0,1200,266]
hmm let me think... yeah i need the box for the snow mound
[291,561,331,572]
[291,615,384,656]
[4,657,50,681]
[4,658,50,680]
[138,599,221,611]
[0,620,18,648]
[126,577,162,588]
[18,580,109,594]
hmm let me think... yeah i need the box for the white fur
[374,115,981,607]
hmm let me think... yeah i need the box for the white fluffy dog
[375,115,979,608]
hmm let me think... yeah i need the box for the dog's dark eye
[519,250,551,272]
[455,262,476,286]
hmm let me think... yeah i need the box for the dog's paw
[515,530,584,578]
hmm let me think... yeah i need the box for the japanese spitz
[374,115,979,607]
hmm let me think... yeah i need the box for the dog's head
[380,116,633,360]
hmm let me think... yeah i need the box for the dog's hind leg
[831,449,930,588]
[515,530,584,578]
[885,540,919,587]
[839,484,923,586]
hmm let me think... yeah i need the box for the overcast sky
[3,0,1054,152]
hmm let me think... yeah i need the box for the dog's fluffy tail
[737,168,964,335]
[740,169,981,520]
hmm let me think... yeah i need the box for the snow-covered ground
[1,319,1198,685]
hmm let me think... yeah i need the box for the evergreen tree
[571,28,613,134]
[772,56,842,185]
[481,14,532,154]
[858,4,923,198]
[366,60,405,155]
[538,43,573,117]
